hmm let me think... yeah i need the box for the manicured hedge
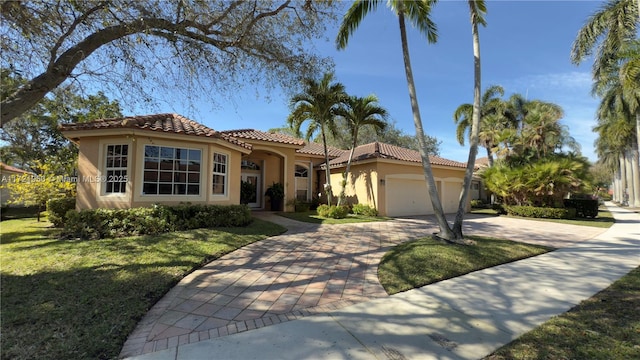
[61,204,251,239]
[351,203,378,216]
[563,198,599,218]
[504,205,576,219]
[46,197,76,227]
[317,204,349,219]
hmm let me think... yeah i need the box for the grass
[0,217,286,360]
[378,236,553,295]
[485,266,640,360]
[278,210,391,224]
[470,208,615,228]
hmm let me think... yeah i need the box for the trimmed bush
[470,199,484,208]
[563,198,599,218]
[492,203,507,215]
[46,197,76,227]
[61,204,251,239]
[351,203,378,216]
[504,205,576,219]
[316,204,331,218]
[316,205,349,219]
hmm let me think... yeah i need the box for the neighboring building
[471,156,491,203]
[60,113,469,216]
[0,162,32,206]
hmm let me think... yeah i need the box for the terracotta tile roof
[327,142,467,169]
[220,129,305,146]
[297,142,346,158]
[0,162,31,174]
[59,113,252,150]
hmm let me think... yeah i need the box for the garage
[385,175,435,216]
[385,175,463,217]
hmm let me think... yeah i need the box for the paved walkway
[121,204,640,359]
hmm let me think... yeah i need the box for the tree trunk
[486,146,494,167]
[620,153,628,205]
[453,4,482,241]
[321,127,333,206]
[397,13,455,240]
[613,168,621,203]
[337,132,358,207]
[629,147,640,207]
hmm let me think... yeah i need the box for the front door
[241,172,261,208]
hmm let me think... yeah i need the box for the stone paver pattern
[120,213,606,358]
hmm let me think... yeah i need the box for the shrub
[316,205,349,219]
[46,197,76,227]
[316,204,331,218]
[61,204,251,239]
[470,199,484,209]
[327,205,349,219]
[504,205,575,219]
[563,198,599,218]
[492,203,507,215]
[351,203,378,216]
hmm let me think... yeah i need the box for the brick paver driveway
[120,213,606,358]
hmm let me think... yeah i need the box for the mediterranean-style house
[60,113,469,216]
[0,162,32,206]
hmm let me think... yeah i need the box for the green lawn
[378,236,553,295]
[0,217,285,360]
[278,210,391,224]
[470,208,615,228]
[485,266,640,360]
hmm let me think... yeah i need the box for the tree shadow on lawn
[1,258,209,360]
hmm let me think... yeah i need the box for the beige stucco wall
[329,159,468,216]
[75,134,246,210]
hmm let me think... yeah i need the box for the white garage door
[386,178,434,216]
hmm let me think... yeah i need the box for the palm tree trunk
[321,127,333,206]
[453,3,482,240]
[486,146,494,167]
[397,12,455,240]
[337,132,358,207]
[631,148,640,207]
[612,168,619,202]
[627,148,639,207]
[620,153,628,205]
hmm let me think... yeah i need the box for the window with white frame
[104,144,128,194]
[212,153,227,195]
[143,145,201,195]
[294,164,309,200]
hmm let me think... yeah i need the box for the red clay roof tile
[220,129,305,146]
[59,113,251,150]
[328,142,466,169]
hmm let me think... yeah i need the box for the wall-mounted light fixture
[380,179,385,185]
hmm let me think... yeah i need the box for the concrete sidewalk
[126,204,639,360]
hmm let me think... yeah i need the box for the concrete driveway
[120,213,606,358]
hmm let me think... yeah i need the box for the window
[295,165,309,200]
[105,144,128,194]
[212,153,227,195]
[143,145,201,195]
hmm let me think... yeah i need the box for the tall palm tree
[335,94,388,206]
[571,0,638,84]
[452,0,488,239]
[288,72,348,206]
[454,84,505,166]
[597,80,640,206]
[336,0,460,241]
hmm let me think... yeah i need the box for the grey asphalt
[125,203,639,360]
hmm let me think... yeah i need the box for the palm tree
[571,0,638,84]
[336,0,460,241]
[596,81,640,207]
[451,0,488,239]
[334,94,388,206]
[453,84,505,166]
[288,72,348,206]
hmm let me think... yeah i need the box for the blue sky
[130,1,604,163]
